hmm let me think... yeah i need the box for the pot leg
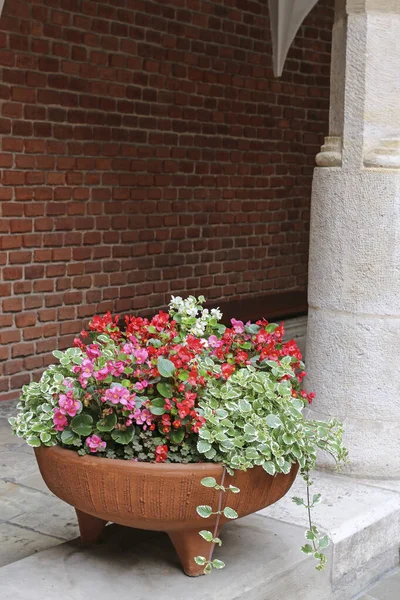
[75,509,107,545]
[168,528,222,577]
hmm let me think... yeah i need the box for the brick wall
[0,0,333,400]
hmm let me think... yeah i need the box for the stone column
[306,0,400,477]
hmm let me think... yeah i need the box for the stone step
[0,471,399,600]
[0,517,331,600]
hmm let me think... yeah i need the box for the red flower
[155,444,168,463]
[221,363,235,380]
[235,350,249,364]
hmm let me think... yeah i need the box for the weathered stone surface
[365,567,400,600]
[0,449,40,483]
[0,522,63,567]
[260,471,400,597]
[0,401,17,419]
[9,497,78,540]
[0,480,53,522]
[0,518,332,600]
[307,0,400,478]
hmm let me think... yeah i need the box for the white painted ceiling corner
[268,0,320,76]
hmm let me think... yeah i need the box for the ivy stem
[306,476,318,554]
[208,466,226,563]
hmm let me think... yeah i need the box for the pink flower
[93,366,109,381]
[81,358,94,377]
[132,408,153,430]
[208,335,223,348]
[122,343,135,354]
[135,380,148,391]
[86,344,101,360]
[133,348,148,364]
[231,318,245,334]
[104,384,131,406]
[53,409,68,432]
[78,374,88,389]
[58,393,80,417]
[85,435,106,453]
[107,361,125,376]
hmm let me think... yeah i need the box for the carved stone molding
[364,138,400,169]
[315,136,343,167]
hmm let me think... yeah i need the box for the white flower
[211,308,222,320]
[169,295,183,309]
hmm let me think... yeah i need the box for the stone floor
[1,400,399,600]
[0,401,79,567]
[357,568,400,600]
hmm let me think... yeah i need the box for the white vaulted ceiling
[268,0,320,76]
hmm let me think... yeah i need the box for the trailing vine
[194,366,348,573]
[194,470,240,573]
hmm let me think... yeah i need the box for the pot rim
[35,444,226,473]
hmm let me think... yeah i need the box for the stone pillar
[306,0,400,477]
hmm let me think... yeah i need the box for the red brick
[2,297,23,312]
[0,330,20,344]
[3,267,22,280]
[0,0,333,402]
[15,312,36,327]
[12,342,35,358]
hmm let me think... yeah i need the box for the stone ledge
[1,472,399,599]
[260,471,400,598]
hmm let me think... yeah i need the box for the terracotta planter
[34,446,298,576]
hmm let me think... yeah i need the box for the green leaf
[229,485,240,494]
[245,447,259,460]
[204,563,212,575]
[212,559,225,569]
[283,433,295,444]
[178,370,189,381]
[70,413,93,436]
[201,477,217,488]
[204,447,217,460]
[301,544,314,555]
[312,493,322,505]
[252,382,264,393]
[245,324,260,334]
[197,440,212,454]
[170,428,185,444]
[194,556,207,566]
[263,461,276,476]
[156,382,173,398]
[220,439,235,450]
[266,414,283,429]
[52,350,64,360]
[61,427,81,446]
[150,406,165,415]
[97,413,117,432]
[291,398,304,412]
[111,426,134,445]
[215,408,228,418]
[213,536,222,546]
[40,432,51,443]
[319,535,330,549]
[196,505,213,518]
[199,530,213,542]
[306,529,317,541]
[157,357,176,378]
[239,399,251,412]
[26,436,41,447]
[223,507,238,519]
